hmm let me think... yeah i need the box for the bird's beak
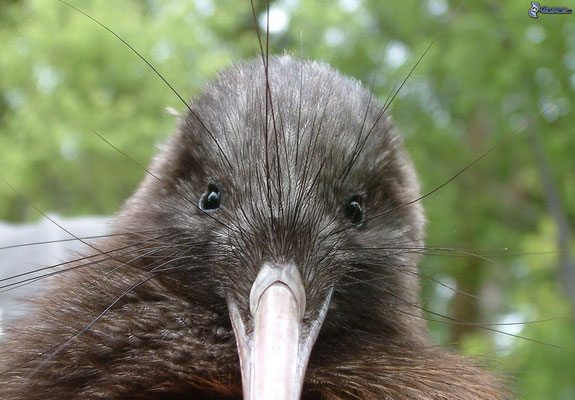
[227,263,332,400]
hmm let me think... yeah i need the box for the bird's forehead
[196,57,383,152]
[183,57,395,195]
[209,100,380,173]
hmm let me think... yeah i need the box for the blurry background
[0,0,574,398]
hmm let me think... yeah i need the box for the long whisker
[340,0,467,183]
[11,248,194,379]
[89,129,239,233]
[342,258,572,349]
[0,233,177,291]
[334,101,560,235]
[56,0,233,169]
[0,228,168,251]
[349,276,568,351]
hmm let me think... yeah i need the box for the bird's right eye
[199,184,220,211]
[345,194,365,226]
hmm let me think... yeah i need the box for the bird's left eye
[199,184,220,211]
[345,194,365,226]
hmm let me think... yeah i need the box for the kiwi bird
[0,56,506,399]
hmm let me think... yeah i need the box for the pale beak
[227,263,332,400]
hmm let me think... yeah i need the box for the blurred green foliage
[0,0,574,398]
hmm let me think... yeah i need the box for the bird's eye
[199,184,220,211]
[345,194,365,226]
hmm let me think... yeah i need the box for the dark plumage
[0,57,507,399]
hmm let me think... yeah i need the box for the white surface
[0,215,111,335]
